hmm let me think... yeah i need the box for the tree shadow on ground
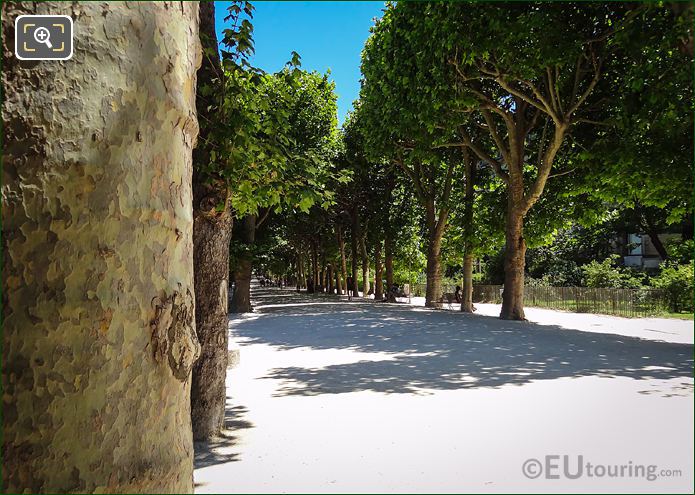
[231,288,694,397]
[194,403,254,470]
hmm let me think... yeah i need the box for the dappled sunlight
[230,287,694,397]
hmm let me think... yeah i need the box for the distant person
[455,285,462,304]
[346,276,354,301]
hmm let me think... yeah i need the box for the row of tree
[2,2,691,492]
[252,2,692,321]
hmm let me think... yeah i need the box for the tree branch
[459,128,510,185]
[481,108,511,164]
[256,206,272,228]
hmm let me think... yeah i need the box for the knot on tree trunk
[150,287,201,381]
[195,180,229,222]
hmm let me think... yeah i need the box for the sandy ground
[194,287,694,493]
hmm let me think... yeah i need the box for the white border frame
[15,14,74,61]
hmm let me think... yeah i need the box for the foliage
[665,238,695,265]
[204,2,342,220]
[651,261,694,313]
[227,67,341,217]
[572,4,693,226]
[580,255,644,289]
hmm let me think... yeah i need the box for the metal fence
[472,284,670,317]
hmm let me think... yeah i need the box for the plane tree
[360,24,466,308]
[228,67,341,312]
[362,2,671,319]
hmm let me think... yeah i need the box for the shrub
[581,255,644,289]
[665,239,694,265]
[651,261,694,313]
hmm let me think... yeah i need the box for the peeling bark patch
[150,289,201,381]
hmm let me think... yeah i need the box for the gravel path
[194,286,694,493]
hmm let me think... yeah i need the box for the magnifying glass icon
[33,27,53,49]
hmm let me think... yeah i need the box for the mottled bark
[2,2,201,492]
[191,0,231,441]
[230,215,256,313]
[374,239,384,300]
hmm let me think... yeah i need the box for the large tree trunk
[385,235,396,302]
[191,0,231,442]
[500,191,527,320]
[337,225,348,295]
[230,215,256,313]
[1,2,201,492]
[360,234,370,298]
[374,240,384,300]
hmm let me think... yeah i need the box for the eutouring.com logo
[522,455,682,482]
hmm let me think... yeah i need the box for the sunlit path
[194,285,694,493]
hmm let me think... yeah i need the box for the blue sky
[214,1,385,124]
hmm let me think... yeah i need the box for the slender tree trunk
[500,190,527,320]
[191,211,231,439]
[360,234,370,298]
[374,240,384,300]
[191,0,232,442]
[646,230,669,260]
[460,151,476,313]
[351,211,360,295]
[461,254,475,312]
[320,246,327,292]
[337,225,348,295]
[1,2,201,492]
[296,247,303,290]
[311,240,319,292]
[230,215,256,313]
[682,215,694,240]
[424,200,447,308]
[425,233,444,308]
[385,235,396,302]
[328,264,334,294]
[335,264,342,294]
